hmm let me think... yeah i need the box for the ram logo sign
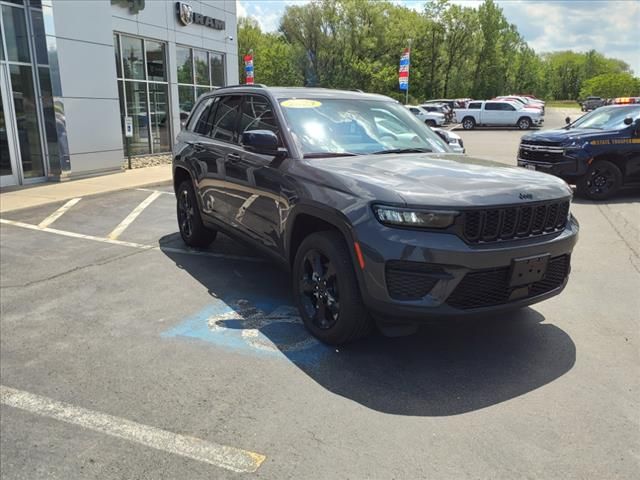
[519,193,533,200]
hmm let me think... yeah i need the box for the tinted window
[485,103,500,111]
[502,103,516,111]
[239,96,279,136]
[468,102,481,109]
[211,96,241,142]
[190,97,214,134]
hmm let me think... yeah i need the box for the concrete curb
[0,165,172,214]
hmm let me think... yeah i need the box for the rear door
[483,102,501,125]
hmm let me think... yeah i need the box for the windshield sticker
[280,99,322,109]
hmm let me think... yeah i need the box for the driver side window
[239,95,280,141]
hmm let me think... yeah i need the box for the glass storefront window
[114,33,171,154]
[10,64,44,178]
[2,5,30,63]
[194,49,208,85]
[149,83,170,152]
[145,40,165,82]
[113,34,121,78]
[177,46,225,115]
[176,46,192,84]
[121,35,144,80]
[196,86,211,99]
[210,52,224,87]
[30,8,47,64]
[124,80,149,155]
[178,85,194,115]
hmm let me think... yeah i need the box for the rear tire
[292,231,371,345]
[176,179,217,248]
[517,117,532,130]
[576,160,623,200]
[462,117,475,130]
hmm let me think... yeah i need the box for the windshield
[278,98,449,157]
[571,106,640,130]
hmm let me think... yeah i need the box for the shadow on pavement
[160,236,576,417]
[571,188,640,205]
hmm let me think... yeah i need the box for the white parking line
[0,218,266,263]
[0,385,266,473]
[108,191,162,239]
[37,197,82,228]
[136,188,174,195]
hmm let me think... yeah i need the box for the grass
[545,100,581,109]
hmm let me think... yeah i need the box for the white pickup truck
[454,100,544,130]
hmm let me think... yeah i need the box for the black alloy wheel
[292,231,371,345]
[177,188,194,239]
[176,180,217,247]
[299,249,340,330]
[577,160,622,200]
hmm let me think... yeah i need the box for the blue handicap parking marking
[162,295,332,364]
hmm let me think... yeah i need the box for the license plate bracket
[509,254,549,287]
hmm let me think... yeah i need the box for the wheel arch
[285,204,359,271]
[592,152,628,178]
[173,165,193,193]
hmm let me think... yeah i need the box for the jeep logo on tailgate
[519,193,533,200]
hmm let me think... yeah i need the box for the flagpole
[406,39,412,105]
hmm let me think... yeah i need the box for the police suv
[518,105,640,200]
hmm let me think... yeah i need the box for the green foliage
[237,17,303,86]
[579,73,640,99]
[237,0,637,101]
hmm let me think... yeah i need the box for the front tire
[176,179,217,248]
[425,120,436,127]
[462,117,475,130]
[518,117,532,130]
[292,231,371,345]
[576,160,623,200]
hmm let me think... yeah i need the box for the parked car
[432,127,465,153]
[419,103,453,123]
[454,100,544,130]
[173,86,578,344]
[580,96,605,111]
[406,105,446,126]
[518,104,640,200]
[495,95,545,113]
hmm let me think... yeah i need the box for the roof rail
[213,84,267,91]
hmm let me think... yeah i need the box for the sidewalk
[0,165,172,214]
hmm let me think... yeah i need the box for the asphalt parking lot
[1,109,639,479]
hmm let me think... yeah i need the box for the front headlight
[373,205,459,228]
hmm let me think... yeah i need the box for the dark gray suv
[173,86,579,345]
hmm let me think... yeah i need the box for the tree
[237,17,303,86]
[237,0,637,101]
[579,73,640,98]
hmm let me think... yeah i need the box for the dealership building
[0,0,238,187]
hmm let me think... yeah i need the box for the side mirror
[565,117,571,125]
[241,130,285,157]
[623,116,633,125]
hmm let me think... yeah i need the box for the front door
[0,2,47,187]
[0,68,19,187]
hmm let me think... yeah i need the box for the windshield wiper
[303,152,360,158]
[372,148,432,155]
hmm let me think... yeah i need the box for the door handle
[227,153,241,162]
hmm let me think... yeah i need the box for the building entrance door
[0,1,47,187]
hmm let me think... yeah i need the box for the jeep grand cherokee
[173,86,579,345]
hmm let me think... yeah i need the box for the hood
[305,153,572,207]
[521,128,618,145]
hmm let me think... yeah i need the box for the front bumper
[517,156,587,179]
[354,215,579,321]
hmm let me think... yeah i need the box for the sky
[235,0,640,75]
